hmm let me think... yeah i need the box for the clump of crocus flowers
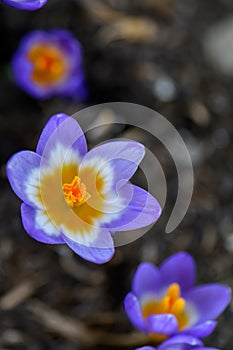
[124,252,231,350]
[6,114,231,348]
[2,0,47,10]
[2,0,231,348]
[7,113,161,264]
[11,30,87,100]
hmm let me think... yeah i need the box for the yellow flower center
[142,283,190,342]
[28,44,67,85]
[63,176,91,207]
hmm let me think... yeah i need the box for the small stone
[189,101,210,126]
[1,330,24,345]
[204,16,233,75]
[223,232,233,253]
[141,241,159,262]
[153,74,177,102]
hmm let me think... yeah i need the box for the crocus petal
[124,292,147,332]
[47,30,87,100]
[104,184,161,231]
[186,284,231,323]
[49,30,83,68]
[62,230,114,264]
[160,346,200,350]
[159,345,187,350]
[136,347,156,350]
[160,334,203,348]
[159,345,211,349]
[160,252,196,292]
[2,0,47,10]
[36,114,87,160]
[6,151,42,209]
[21,203,64,244]
[55,71,87,100]
[147,314,178,335]
[181,320,217,338]
[198,348,219,350]
[132,262,163,298]
[80,140,145,186]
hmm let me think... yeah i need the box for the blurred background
[0,0,233,349]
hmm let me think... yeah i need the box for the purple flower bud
[11,30,87,100]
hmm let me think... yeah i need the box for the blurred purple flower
[136,334,219,350]
[7,113,161,264]
[11,30,87,100]
[124,252,231,341]
[2,0,47,10]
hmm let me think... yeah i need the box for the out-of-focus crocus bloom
[2,0,47,10]
[11,30,87,99]
[124,252,231,342]
[136,334,219,350]
[7,113,161,264]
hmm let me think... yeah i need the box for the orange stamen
[63,176,91,207]
[28,44,67,85]
[166,283,180,302]
[142,283,189,335]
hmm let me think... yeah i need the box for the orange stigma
[28,44,67,85]
[63,176,91,207]
[142,283,189,339]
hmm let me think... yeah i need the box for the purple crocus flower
[6,113,161,264]
[1,0,47,10]
[136,334,219,350]
[124,252,231,341]
[11,30,87,100]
